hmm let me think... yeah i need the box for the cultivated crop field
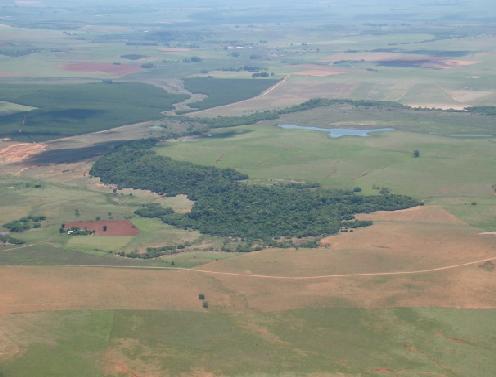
[183,77,280,110]
[0,82,188,140]
[1,1,496,376]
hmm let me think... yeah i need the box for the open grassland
[0,174,218,265]
[274,103,496,137]
[157,124,496,230]
[1,308,496,377]
[0,82,187,140]
[1,7,496,377]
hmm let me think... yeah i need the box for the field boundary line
[3,254,496,280]
[262,75,288,96]
[0,244,34,253]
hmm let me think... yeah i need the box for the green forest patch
[90,142,418,247]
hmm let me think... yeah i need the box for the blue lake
[279,124,394,138]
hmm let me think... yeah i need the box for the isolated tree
[413,149,421,158]
[198,293,205,300]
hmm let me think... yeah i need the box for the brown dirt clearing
[0,143,47,163]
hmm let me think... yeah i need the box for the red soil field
[0,143,47,163]
[64,220,139,236]
[63,62,141,76]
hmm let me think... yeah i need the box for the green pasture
[0,176,224,264]
[2,308,496,377]
[157,124,496,229]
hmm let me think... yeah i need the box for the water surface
[279,124,394,138]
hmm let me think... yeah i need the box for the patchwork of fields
[1,1,496,376]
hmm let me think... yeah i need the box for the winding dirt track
[2,251,494,280]
[69,254,496,279]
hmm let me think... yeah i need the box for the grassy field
[157,124,496,229]
[0,82,187,140]
[0,175,225,266]
[1,308,496,377]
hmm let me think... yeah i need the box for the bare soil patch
[63,62,141,76]
[0,143,47,163]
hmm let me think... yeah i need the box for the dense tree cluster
[91,144,419,244]
[0,234,25,245]
[3,216,46,233]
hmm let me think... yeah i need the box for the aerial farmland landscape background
[0,0,496,376]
